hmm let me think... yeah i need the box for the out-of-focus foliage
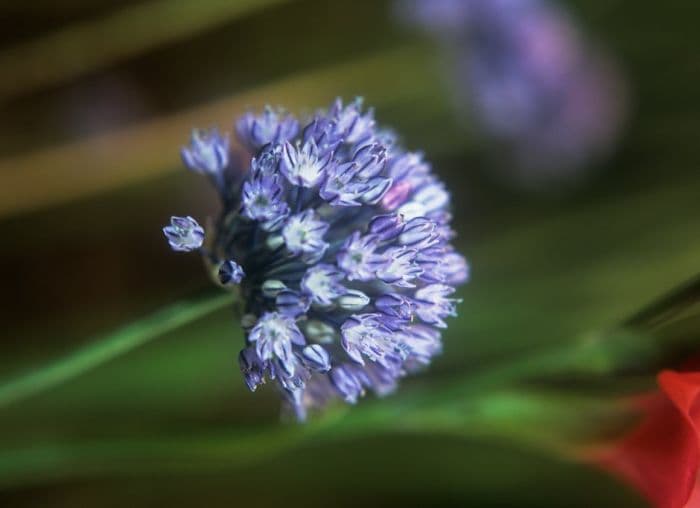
[1,0,699,507]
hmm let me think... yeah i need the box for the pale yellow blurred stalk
[0,0,293,101]
[0,46,428,219]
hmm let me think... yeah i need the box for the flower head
[163,98,468,420]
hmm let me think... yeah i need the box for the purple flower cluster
[398,0,626,186]
[163,98,468,420]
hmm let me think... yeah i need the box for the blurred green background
[1,0,699,506]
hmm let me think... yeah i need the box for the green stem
[624,274,700,330]
[1,280,691,485]
[0,330,646,488]
[0,292,233,409]
[0,348,594,489]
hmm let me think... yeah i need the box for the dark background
[1,0,699,506]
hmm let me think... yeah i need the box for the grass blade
[0,292,232,409]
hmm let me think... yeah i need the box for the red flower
[595,370,700,508]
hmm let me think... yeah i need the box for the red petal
[685,478,700,508]
[599,370,700,508]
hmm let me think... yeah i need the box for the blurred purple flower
[398,0,627,187]
[163,98,468,421]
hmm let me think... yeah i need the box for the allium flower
[280,140,333,187]
[163,98,469,420]
[163,216,205,252]
[397,0,627,187]
[181,129,229,176]
[236,106,299,152]
[181,129,230,190]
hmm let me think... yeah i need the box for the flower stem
[0,292,233,409]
